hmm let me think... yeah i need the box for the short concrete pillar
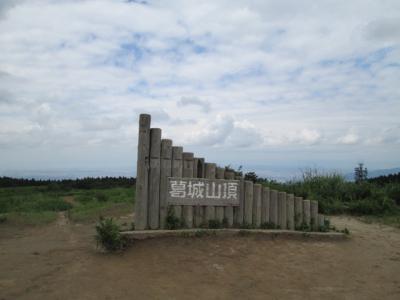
[286,194,295,230]
[159,139,172,229]
[253,184,262,227]
[182,152,194,228]
[261,186,270,224]
[278,192,287,229]
[244,181,254,225]
[171,146,183,219]
[303,200,311,228]
[269,190,278,227]
[135,114,151,230]
[148,128,161,229]
[234,177,245,226]
[294,196,303,229]
[310,200,319,231]
[204,163,216,223]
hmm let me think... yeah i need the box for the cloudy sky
[0,0,399,179]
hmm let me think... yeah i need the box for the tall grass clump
[95,217,127,251]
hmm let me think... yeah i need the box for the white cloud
[0,0,399,174]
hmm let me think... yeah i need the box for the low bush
[95,217,127,252]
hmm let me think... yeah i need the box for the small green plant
[239,222,255,229]
[296,222,310,232]
[95,217,127,252]
[222,217,229,228]
[165,207,184,230]
[130,222,135,230]
[208,219,222,229]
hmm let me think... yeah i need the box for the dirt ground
[1,215,400,300]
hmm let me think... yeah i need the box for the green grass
[360,214,400,229]
[0,185,135,225]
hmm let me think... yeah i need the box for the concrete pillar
[148,128,161,229]
[244,180,253,225]
[261,186,270,224]
[197,158,205,178]
[194,158,204,227]
[253,184,262,228]
[286,194,295,230]
[171,146,183,219]
[318,214,325,231]
[224,170,235,227]
[303,199,311,228]
[234,176,245,226]
[159,139,172,229]
[310,200,319,231]
[269,189,278,227]
[193,158,199,180]
[204,163,216,223]
[294,196,303,229]
[278,192,287,229]
[135,114,151,230]
[182,152,194,228]
[215,167,225,223]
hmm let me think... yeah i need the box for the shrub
[95,217,127,251]
[260,222,276,229]
[165,207,184,230]
[95,192,108,202]
[208,219,222,229]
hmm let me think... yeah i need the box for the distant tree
[354,163,368,183]
[244,171,258,183]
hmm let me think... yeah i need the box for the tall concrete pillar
[148,128,161,229]
[204,163,216,223]
[294,196,303,229]
[194,158,205,227]
[261,186,270,224]
[215,167,225,223]
[286,194,295,230]
[244,181,253,225]
[278,192,287,229]
[182,152,194,228]
[135,114,151,230]
[171,146,183,219]
[310,200,319,231]
[269,189,278,227]
[303,199,311,228]
[159,139,172,229]
[253,184,262,228]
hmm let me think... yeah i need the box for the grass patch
[1,211,58,225]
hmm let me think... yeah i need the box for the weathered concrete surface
[311,200,319,231]
[171,146,183,219]
[295,196,303,229]
[253,184,262,227]
[269,189,278,227]
[224,170,235,226]
[182,152,194,228]
[318,214,325,230]
[278,192,287,229]
[159,139,172,229]
[204,163,216,222]
[261,186,270,224]
[215,167,225,223]
[244,181,253,225]
[148,128,161,229]
[135,114,151,230]
[303,200,311,228]
[287,194,295,230]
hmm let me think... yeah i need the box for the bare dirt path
[0,216,399,300]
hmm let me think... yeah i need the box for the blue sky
[0,0,399,179]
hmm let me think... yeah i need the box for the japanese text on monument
[167,178,240,206]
